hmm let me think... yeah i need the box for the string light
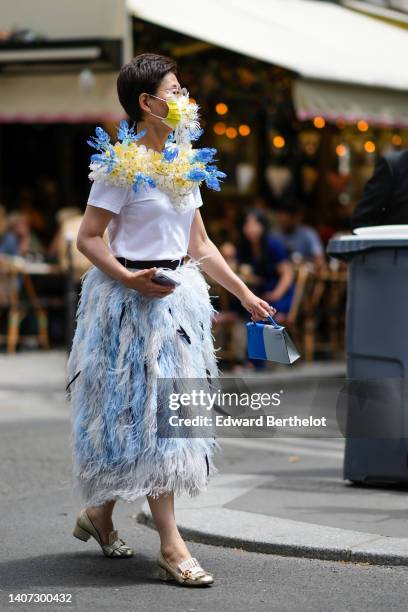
[336,144,347,157]
[364,141,375,153]
[392,134,402,146]
[273,135,285,149]
[313,116,325,129]
[357,120,369,132]
[225,127,238,139]
[238,124,251,136]
[213,122,226,135]
[215,103,228,115]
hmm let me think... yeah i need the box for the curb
[136,509,352,562]
[136,509,408,567]
[135,471,408,568]
[220,364,346,389]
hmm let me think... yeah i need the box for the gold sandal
[157,551,214,586]
[73,508,133,558]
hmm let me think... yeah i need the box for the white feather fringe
[65,256,223,506]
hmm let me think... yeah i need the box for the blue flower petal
[116,120,147,145]
[132,171,156,193]
[186,168,208,181]
[95,126,110,142]
[192,148,217,163]
[163,147,179,162]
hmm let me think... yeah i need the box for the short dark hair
[117,53,177,123]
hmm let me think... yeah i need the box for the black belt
[115,256,185,270]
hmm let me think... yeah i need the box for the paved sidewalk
[0,348,68,390]
[0,348,345,394]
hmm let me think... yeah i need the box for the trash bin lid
[327,231,408,261]
[353,224,408,237]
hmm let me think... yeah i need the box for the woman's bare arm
[77,205,131,282]
[188,209,276,322]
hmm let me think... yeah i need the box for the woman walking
[66,52,275,587]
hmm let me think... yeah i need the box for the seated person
[223,208,295,371]
[0,230,19,256]
[235,208,295,321]
[274,200,325,269]
[0,212,44,258]
[0,205,19,255]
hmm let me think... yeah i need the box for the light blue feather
[66,258,222,505]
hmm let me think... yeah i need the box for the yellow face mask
[148,93,185,129]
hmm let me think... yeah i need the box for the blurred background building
[1,0,408,240]
[1,0,408,360]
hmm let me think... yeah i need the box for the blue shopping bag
[246,314,301,365]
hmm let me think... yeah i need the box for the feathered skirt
[65,257,222,507]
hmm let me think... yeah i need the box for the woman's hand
[123,267,176,298]
[240,289,277,322]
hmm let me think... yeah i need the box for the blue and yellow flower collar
[87,121,226,213]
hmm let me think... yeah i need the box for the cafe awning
[0,72,125,123]
[342,0,408,29]
[293,78,408,127]
[128,0,408,89]
[128,0,408,123]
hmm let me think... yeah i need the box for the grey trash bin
[327,233,408,484]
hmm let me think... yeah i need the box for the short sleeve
[306,227,324,256]
[193,184,203,209]
[87,180,130,215]
[0,232,19,255]
[268,235,289,264]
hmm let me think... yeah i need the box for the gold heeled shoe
[73,508,133,558]
[157,551,214,586]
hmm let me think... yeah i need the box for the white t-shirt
[87,180,203,260]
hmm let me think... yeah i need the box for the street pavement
[1,349,408,611]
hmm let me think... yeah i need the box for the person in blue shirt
[0,212,44,257]
[0,204,19,255]
[0,231,19,255]
[224,207,295,371]
[236,208,295,319]
[274,201,325,269]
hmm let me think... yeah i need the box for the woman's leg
[147,492,191,565]
[86,500,117,544]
